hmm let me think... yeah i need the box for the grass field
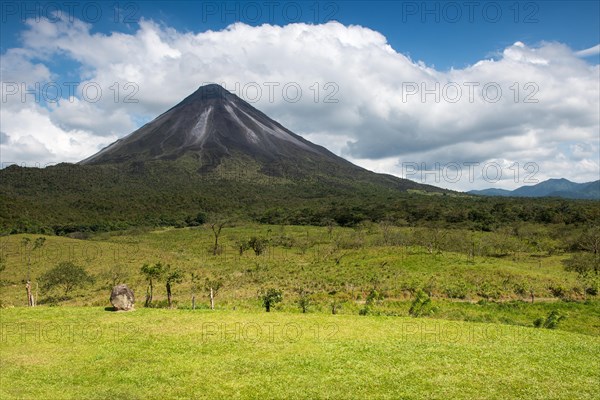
[1,224,598,336]
[1,224,599,398]
[1,307,599,399]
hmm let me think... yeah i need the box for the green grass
[1,224,597,336]
[1,307,598,399]
[409,300,600,336]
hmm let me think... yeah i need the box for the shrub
[329,291,351,315]
[297,290,312,313]
[444,283,468,299]
[477,282,501,300]
[248,236,269,256]
[409,290,436,317]
[548,285,568,298]
[360,288,384,315]
[261,288,283,312]
[533,310,566,329]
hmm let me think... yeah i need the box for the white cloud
[48,97,135,137]
[1,16,598,190]
[0,105,118,165]
[576,44,600,57]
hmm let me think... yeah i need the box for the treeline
[255,196,598,229]
[2,195,598,236]
[0,162,598,236]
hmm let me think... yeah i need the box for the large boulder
[110,284,135,311]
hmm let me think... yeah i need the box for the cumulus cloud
[0,105,118,165]
[48,97,136,137]
[0,15,598,190]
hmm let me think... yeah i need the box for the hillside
[2,86,599,234]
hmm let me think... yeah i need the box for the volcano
[79,84,437,190]
[0,84,447,233]
[81,84,351,171]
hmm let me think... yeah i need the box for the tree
[21,237,45,306]
[563,252,600,277]
[379,220,396,246]
[578,226,600,255]
[186,211,207,227]
[40,261,93,296]
[190,272,200,310]
[205,278,223,310]
[103,264,130,289]
[563,252,599,298]
[414,227,447,255]
[208,220,227,256]
[329,291,350,315]
[248,236,268,256]
[261,288,282,312]
[165,266,184,308]
[231,237,250,256]
[140,262,166,307]
[296,289,312,313]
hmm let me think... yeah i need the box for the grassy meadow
[1,307,599,399]
[0,224,598,334]
[1,223,599,398]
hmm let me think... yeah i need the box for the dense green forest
[1,161,598,235]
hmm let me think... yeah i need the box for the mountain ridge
[468,178,600,199]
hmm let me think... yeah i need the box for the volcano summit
[81,84,347,170]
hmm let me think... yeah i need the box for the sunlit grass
[1,307,598,399]
[0,225,594,335]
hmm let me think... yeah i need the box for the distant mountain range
[468,178,600,199]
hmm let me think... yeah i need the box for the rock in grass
[110,284,135,311]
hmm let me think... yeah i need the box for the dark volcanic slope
[80,84,444,192]
[82,84,341,167]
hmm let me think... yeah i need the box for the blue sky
[1,1,599,190]
[3,1,598,68]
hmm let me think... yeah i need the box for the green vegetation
[164,266,184,308]
[533,309,566,329]
[1,307,598,399]
[1,223,598,335]
[1,97,598,398]
[39,261,93,296]
[261,288,283,312]
[1,161,598,235]
[1,195,598,398]
[409,289,436,317]
[140,262,166,307]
